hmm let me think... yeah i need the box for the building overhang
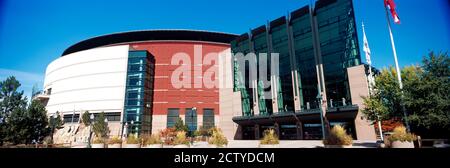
[232,105,359,126]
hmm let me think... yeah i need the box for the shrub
[260,129,279,145]
[388,126,417,142]
[126,134,139,144]
[174,118,189,132]
[109,136,122,144]
[143,134,162,145]
[208,128,228,147]
[160,128,176,145]
[323,125,353,145]
[173,131,190,145]
[93,137,105,144]
[81,111,91,127]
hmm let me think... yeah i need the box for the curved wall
[44,45,130,115]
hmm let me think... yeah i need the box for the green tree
[174,117,189,133]
[362,66,406,124]
[363,51,450,138]
[0,76,28,145]
[404,52,450,138]
[93,112,109,138]
[25,100,50,144]
[48,111,63,143]
[6,107,28,144]
[81,111,91,127]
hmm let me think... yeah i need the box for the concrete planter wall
[324,144,353,148]
[259,144,279,148]
[163,145,174,148]
[208,144,227,148]
[108,144,121,148]
[143,144,163,148]
[391,141,414,148]
[124,144,141,148]
[173,144,190,148]
[91,144,105,148]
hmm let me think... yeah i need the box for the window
[105,112,121,121]
[128,78,142,86]
[203,109,215,129]
[167,108,179,128]
[185,108,197,132]
[63,114,79,123]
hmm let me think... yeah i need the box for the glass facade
[270,16,293,112]
[290,6,319,110]
[231,0,361,115]
[315,0,360,107]
[231,34,253,116]
[123,51,154,135]
[252,26,272,115]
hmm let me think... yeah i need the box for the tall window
[185,108,197,132]
[203,108,215,129]
[167,108,179,128]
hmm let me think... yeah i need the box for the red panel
[131,41,228,116]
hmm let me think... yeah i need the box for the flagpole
[384,3,410,132]
[362,22,384,141]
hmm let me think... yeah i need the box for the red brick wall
[130,41,229,116]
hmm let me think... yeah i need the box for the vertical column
[274,122,280,137]
[309,6,328,110]
[296,121,303,140]
[254,124,260,140]
[249,34,260,116]
[234,125,244,140]
[287,16,302,112]
[266,24,279,114]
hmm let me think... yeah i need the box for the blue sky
[0,0,449,99]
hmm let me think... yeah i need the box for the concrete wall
[44,45,129,116]
[347,65,377,140]
[218,49,240,140]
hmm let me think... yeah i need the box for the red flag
[384,0,401,24]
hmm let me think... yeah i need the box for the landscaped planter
[143,144,163,148]
[108,144,121,148]
[391,141,414,148]
[324,144,353,148]
[91,144,105,148]
[124,144,141,148]
[259,144,279,148]
[173,144,190,148]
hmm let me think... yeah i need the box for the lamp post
[51,113,57,143]
[130,120,134,136]
[104,118,108,138]
[316,93,326,140]
[87,113,94,148]
[146,103,151,135]
[191,107,197,145]
[123,122,128,140]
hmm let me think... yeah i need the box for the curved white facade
[44,45,130,116]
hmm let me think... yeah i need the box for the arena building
[35,30,239,143]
